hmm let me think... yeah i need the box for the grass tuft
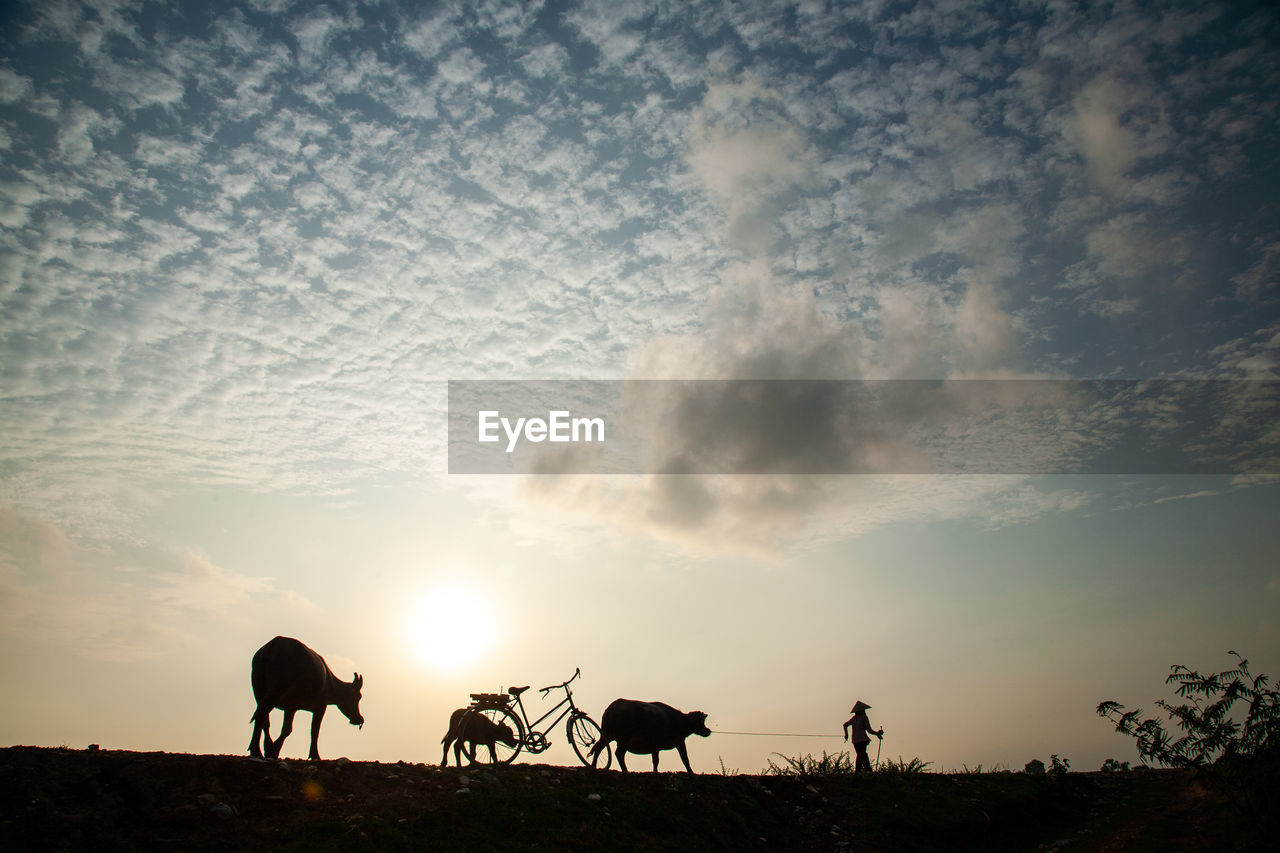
[763,750,856,776]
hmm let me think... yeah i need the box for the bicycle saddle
[508,685,530,697]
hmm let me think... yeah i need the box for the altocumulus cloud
[0,0,1277,559]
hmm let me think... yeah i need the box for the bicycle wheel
[568,712,610,769]
[456,706,524,766]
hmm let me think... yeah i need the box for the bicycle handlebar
[539,667,582,694]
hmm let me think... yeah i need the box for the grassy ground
[0,746,1258,851]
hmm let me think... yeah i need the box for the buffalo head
[339,672,364,728]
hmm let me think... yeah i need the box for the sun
[405,584,500,673]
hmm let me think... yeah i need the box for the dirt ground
[0,746,1253,851]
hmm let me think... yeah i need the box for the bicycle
[454,667,612,768]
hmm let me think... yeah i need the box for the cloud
[523,471,1094,559]
[54,101,116,164]
[0,507,320,662]
[0,506,71,609]
[99,60,186,111]
[955,279,1017,370]
[152,554,274,613]
[1071,76,1141,194]
[292,7,353,67]
[153,553,322,618]
[685,76,817,251]
[519,41,570,79]
[1209,323,1280,380]
[1234,240,1280,301]
[0,506,184,662]
[0,67,33,103]
[564,0,646,68]
[402,9,459,60]
[629,259,864,381]
[521,256,1090,552]
[1152,490,1221,505]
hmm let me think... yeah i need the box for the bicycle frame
[509,668,585,745]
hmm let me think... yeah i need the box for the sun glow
[405,584,500,673]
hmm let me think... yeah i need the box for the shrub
[1097,650,1278,836]
[1023,758,1045,775]
[1049,754,1071,778]
[1100,758,1130,773]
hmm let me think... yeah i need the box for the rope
[712,730,842,738]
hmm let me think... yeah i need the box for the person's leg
[854,740,870,772]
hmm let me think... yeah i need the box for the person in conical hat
[842,699,884,772]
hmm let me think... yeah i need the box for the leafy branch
[1098,650,1278,836]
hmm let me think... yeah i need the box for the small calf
[441,708,518,766]
[590,698,711,773]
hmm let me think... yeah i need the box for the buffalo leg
[249,707,273,758]
[441,711,463,766]
[676,743,694,774]
[652,752,661,772]
[309,706,326,761]
[249,706,272,753]
[272,709,296,758]
[616,747,629,772]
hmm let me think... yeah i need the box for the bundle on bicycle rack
[469,691,513,708]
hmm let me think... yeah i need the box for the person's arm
[868,716,884,738]
[842,716,854,741]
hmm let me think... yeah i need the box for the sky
[1,0,1278,775]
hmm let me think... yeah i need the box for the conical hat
[851,700,871,713]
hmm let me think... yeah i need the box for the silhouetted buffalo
[441,708,518,765]
[590,698,711,773]
[248,636,363,761]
